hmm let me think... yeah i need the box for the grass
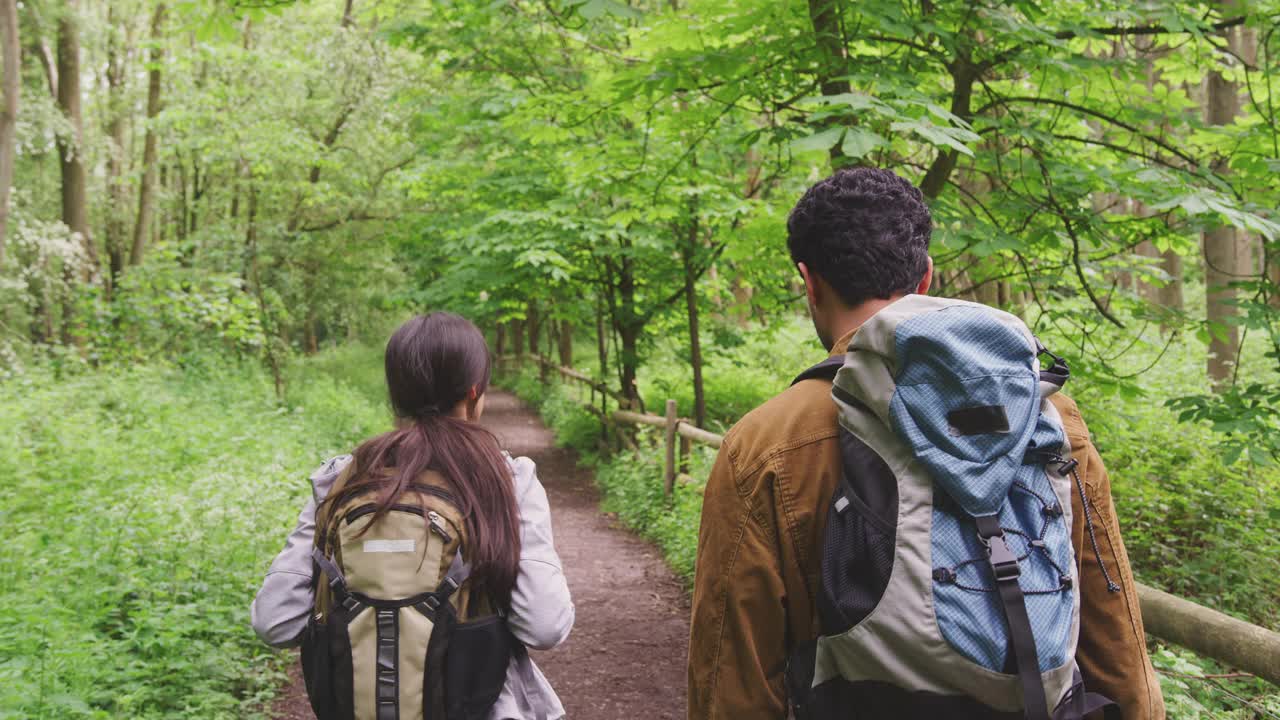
[0,344,388,719]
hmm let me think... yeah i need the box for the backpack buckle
[982,533,1021,581]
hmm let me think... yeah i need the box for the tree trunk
[305,309,318,354]
[558,319,573,367]
[189,156,201,236]
[615,249,643,410]
[174,156,188,242]
[1132,40,1185,315]
[683,239,706,428]
[595,296,608,382]
[130,3,165,267]
[1133,241,1158,300]
[30,259,53,343]
[495,322,506,356]
[805,0,852,168]
[526,301,540,355]
[104,7,130,294]
[921,53,977,201]
[1268,253,1280,310]
[242,180,259,289]
[1202,18,1251,388]
[30,28,56,98]
[618,322,640,410]
[1133,201,1185,314]
[512,319,525,358]
[0,0,18,271]
[56,0,94,276]
[545,312,555,361]
[1158,249,1184,311]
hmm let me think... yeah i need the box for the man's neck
[826,296,905,350]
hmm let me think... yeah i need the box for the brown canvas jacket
[687,330,1165,720]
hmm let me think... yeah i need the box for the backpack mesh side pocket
[818,430,898,636]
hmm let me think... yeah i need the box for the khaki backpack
[302,466,512,720]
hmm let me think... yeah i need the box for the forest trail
[271,390,691,719]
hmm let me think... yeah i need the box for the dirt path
[271,390,690,719]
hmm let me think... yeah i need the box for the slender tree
[557,319,572,367]
[55,0,95,275]
[104,4,132,292]
[1202,17,1251,386]
[0,0,18,271]
[131,3,165,267]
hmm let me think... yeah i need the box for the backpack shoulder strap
[791,356,846,386]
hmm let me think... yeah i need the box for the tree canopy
[1,0,1278,448]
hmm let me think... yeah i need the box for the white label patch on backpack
[363,539,416,553]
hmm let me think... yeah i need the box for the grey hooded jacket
[251,454,574,720]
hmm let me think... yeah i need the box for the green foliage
[1151,645,1280,717]
[0,346,389,719]
[595,446,707,584]
[640,319,820,431]
[7,0,1280,711]
[86,251,268,365]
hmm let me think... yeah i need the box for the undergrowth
[0,344,387,719]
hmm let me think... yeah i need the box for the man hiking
[687,167,1163,719]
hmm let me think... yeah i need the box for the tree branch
[1053,15,1246,40]
[976,94,1199,167]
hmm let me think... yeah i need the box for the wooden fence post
[664,399,678,498]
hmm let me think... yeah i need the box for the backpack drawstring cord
[1057,456,1122,594]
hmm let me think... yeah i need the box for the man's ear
[798,261,820,306]
[916,256,934,295]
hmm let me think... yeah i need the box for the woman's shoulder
[310,454,353,502]
[503,453,541,497]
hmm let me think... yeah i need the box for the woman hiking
[251,312,574,720]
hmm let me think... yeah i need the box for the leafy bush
[1151,644,1280,717]
[639,319,817,431]
[1048,334,1280,631]
[0,347,389,719]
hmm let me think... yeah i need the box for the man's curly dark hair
[786,167,932,307]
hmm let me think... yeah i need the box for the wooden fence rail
[498,353,1280,687]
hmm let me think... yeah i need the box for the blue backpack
[788,295,1119,720]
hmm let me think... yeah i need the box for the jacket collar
[829,327,859,357]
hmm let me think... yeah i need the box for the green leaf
[791,127,845,153]
[577,0,643,20]
[840,127,885,159]
[890,119,978,157]
[1221,443,1244,465]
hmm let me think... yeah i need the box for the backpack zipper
[341,483,461,526]
[427,510,453,544]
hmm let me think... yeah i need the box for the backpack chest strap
[975,515,1050,720]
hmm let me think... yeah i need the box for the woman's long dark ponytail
[318,313,520,606]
